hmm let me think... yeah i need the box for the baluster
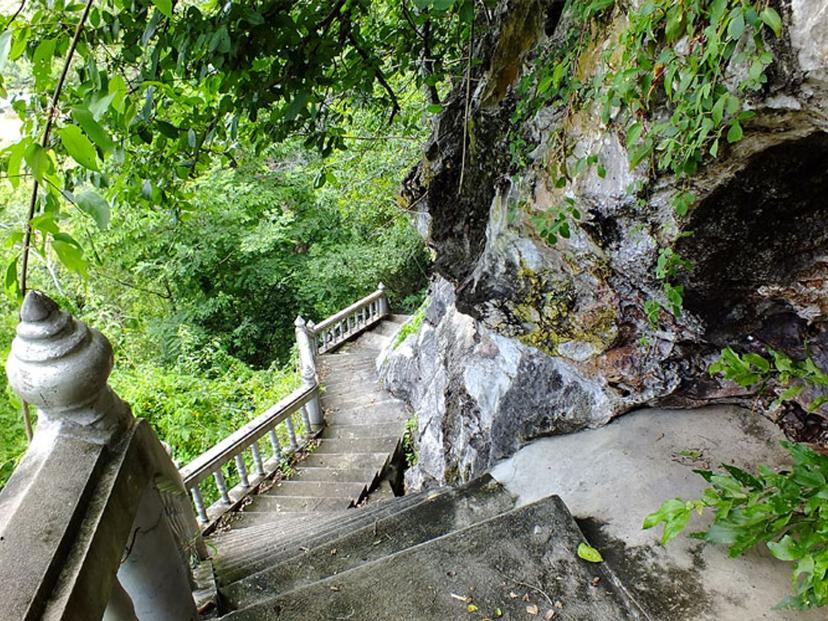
[285,417,298,451]
[214,469,231,505]
[269,429,283,462]
[235,454,249,488]
[190,485,208,524]
[250,442,265,477]
[301,405,312,441]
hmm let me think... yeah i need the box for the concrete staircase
[201,315,645,620]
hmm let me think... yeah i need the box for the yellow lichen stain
[513,263,617,357]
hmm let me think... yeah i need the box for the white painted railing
[312,283,389,354]
[179,283,389,527]
[180,382,320,526]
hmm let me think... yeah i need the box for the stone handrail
[312,284,389,354]
[0,292,201,620]
[179,381,321,527]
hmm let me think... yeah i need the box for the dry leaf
[329,548,337,556]
[554,601,563,609]
[451,593,472,603]
[526,603,539,615]
[522,593,530,602]
[509,592,519,599]
[330,585,340,592]
[544,610,556,620]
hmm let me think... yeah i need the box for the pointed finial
[294,315,306,327]
[7,291,131,437]
[377,282,385,291]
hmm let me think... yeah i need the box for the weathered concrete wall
[381,0,828,489]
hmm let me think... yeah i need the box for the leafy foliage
[710,347,828,414]
[644,442,828,610]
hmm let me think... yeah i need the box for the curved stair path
[208,314,412,606]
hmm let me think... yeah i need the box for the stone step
[290,466,381,484]
[210,513,335,548]
[388,314,410,325]
[321,370,378,387]
[241,495,354,514]
[320,356,378,370]
[262,480,367,499]
[221,476,515,609]
[372,321,403,337]
[213,489,439,586]
[313,437,399,454]
[323,393,399,410]
[301,451,390,471]
[220,495,643,621]
[320,383,382,400]
[324,407,408,427]
[320,422,403,440]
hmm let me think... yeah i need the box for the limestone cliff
[381,0,828,489]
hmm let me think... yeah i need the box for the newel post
[295,315,323,431]
[6,292,198,621]
[377,282,390,317]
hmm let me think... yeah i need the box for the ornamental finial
[7,291,131,437]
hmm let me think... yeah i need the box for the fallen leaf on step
[544,610,556,620]
[329,548,337,556]
[554,601,563,609]
[493,607,503,618]
[330,585,341,592]
[526,604,539,615]
[467,604,479,613]
[521,593,530,602]
[450,593,472,603]
[591,577,601,586]
[577,543,604,563]
[509,592,519,599]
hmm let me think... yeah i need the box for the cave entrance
[677,131,828,351]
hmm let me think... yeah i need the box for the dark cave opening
[677,132,828,352]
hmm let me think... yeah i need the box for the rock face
[381,0,828,489]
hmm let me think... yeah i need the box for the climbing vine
[512,0,783,326]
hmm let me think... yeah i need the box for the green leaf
[6,138,30,188]
[727,11,745,41]
[75,190,111,230]
[0,30,12,71]
[152,0,173,18]
[71,107,115,153]
[59,125,100,171]
[726,121,743,144]
[577,542,604,563]
[32,38,56,89]
[24,143,52,183]
[426,103,443,114]
[108,75,128,114]
[759,8,783,38]
[52,238,87,276]
[768,535,801,562]
[4,253,19,301]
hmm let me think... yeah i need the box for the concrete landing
[491,406,824,621]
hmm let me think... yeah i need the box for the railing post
[377,282,390,317]
[295,315,323,431]
[4,291,198,621]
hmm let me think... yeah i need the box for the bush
[644,442,828,610]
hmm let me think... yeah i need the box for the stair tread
[262,480,367,498]
[220,477,515,608]
[211,489,438,585]
[220,494,642,621]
